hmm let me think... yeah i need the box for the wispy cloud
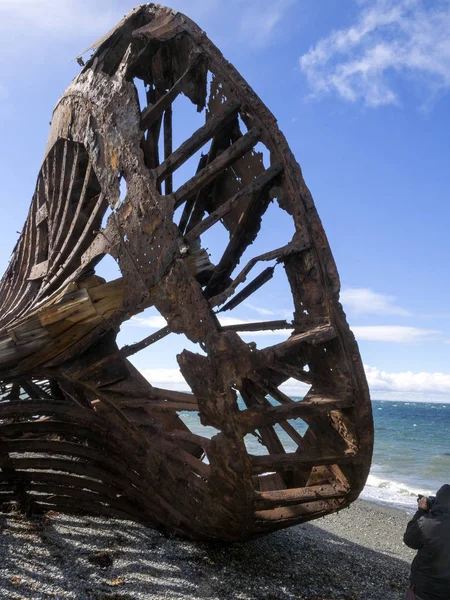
[341,287,410,316]
[239,0,296,48]
[245,303,276,317]
[245,303,293,319]
[300,0,450,107]
[353,325,440,343]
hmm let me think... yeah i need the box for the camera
[418,494,436,510]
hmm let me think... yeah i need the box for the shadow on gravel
[0,512,410,600]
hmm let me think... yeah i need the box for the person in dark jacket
[403,484,450,600]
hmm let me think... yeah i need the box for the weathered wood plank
[121,326,170,357]
[29,260,49,281]
[39,289,96,327]
[36,204,48,226]
[259,325,337,361]
[184,163,283,243]
[254,498,344,524]
[172,127,262,208]
[238,396,353,434]
[155,100,240,183]
[220,319,292,333]
[163,106,173,194]
[140,52,203,130]
[218,267,275,312]
[251,451,354,475]
[255,483,347,509]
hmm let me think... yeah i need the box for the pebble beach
[0,499,416,600]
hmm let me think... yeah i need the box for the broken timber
[0,5,373,541]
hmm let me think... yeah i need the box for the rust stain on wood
[0,4,373,541]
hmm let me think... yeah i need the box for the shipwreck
[0,5,373,541]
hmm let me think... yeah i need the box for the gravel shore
[0,500,416,600]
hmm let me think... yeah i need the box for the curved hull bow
[0,4,373,541]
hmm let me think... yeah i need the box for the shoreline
[0,498,416,599]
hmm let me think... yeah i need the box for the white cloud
[300,0,450,107]
[141,364,450,402]
[282,366,450,401]
[365,364,450,398]
[279,378,310,397]
[341,287,410,316]
[247,360,450,401]
[140,368,193,392]
[353,325,440,343]
[131,315,168,329]
[141,367,309,396]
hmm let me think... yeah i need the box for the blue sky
[1,0,450,401]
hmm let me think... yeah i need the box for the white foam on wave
[361,474,434,512]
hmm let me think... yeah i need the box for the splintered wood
[0,5,373,541]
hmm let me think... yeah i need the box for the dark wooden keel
[0,5,373,541]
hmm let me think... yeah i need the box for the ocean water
[182,399,449,513]
[361,400,450,512]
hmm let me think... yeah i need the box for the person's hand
[418,496,429,511]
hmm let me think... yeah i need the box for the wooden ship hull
[0,5,373,541]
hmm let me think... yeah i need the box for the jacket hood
[432,484,450,514]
